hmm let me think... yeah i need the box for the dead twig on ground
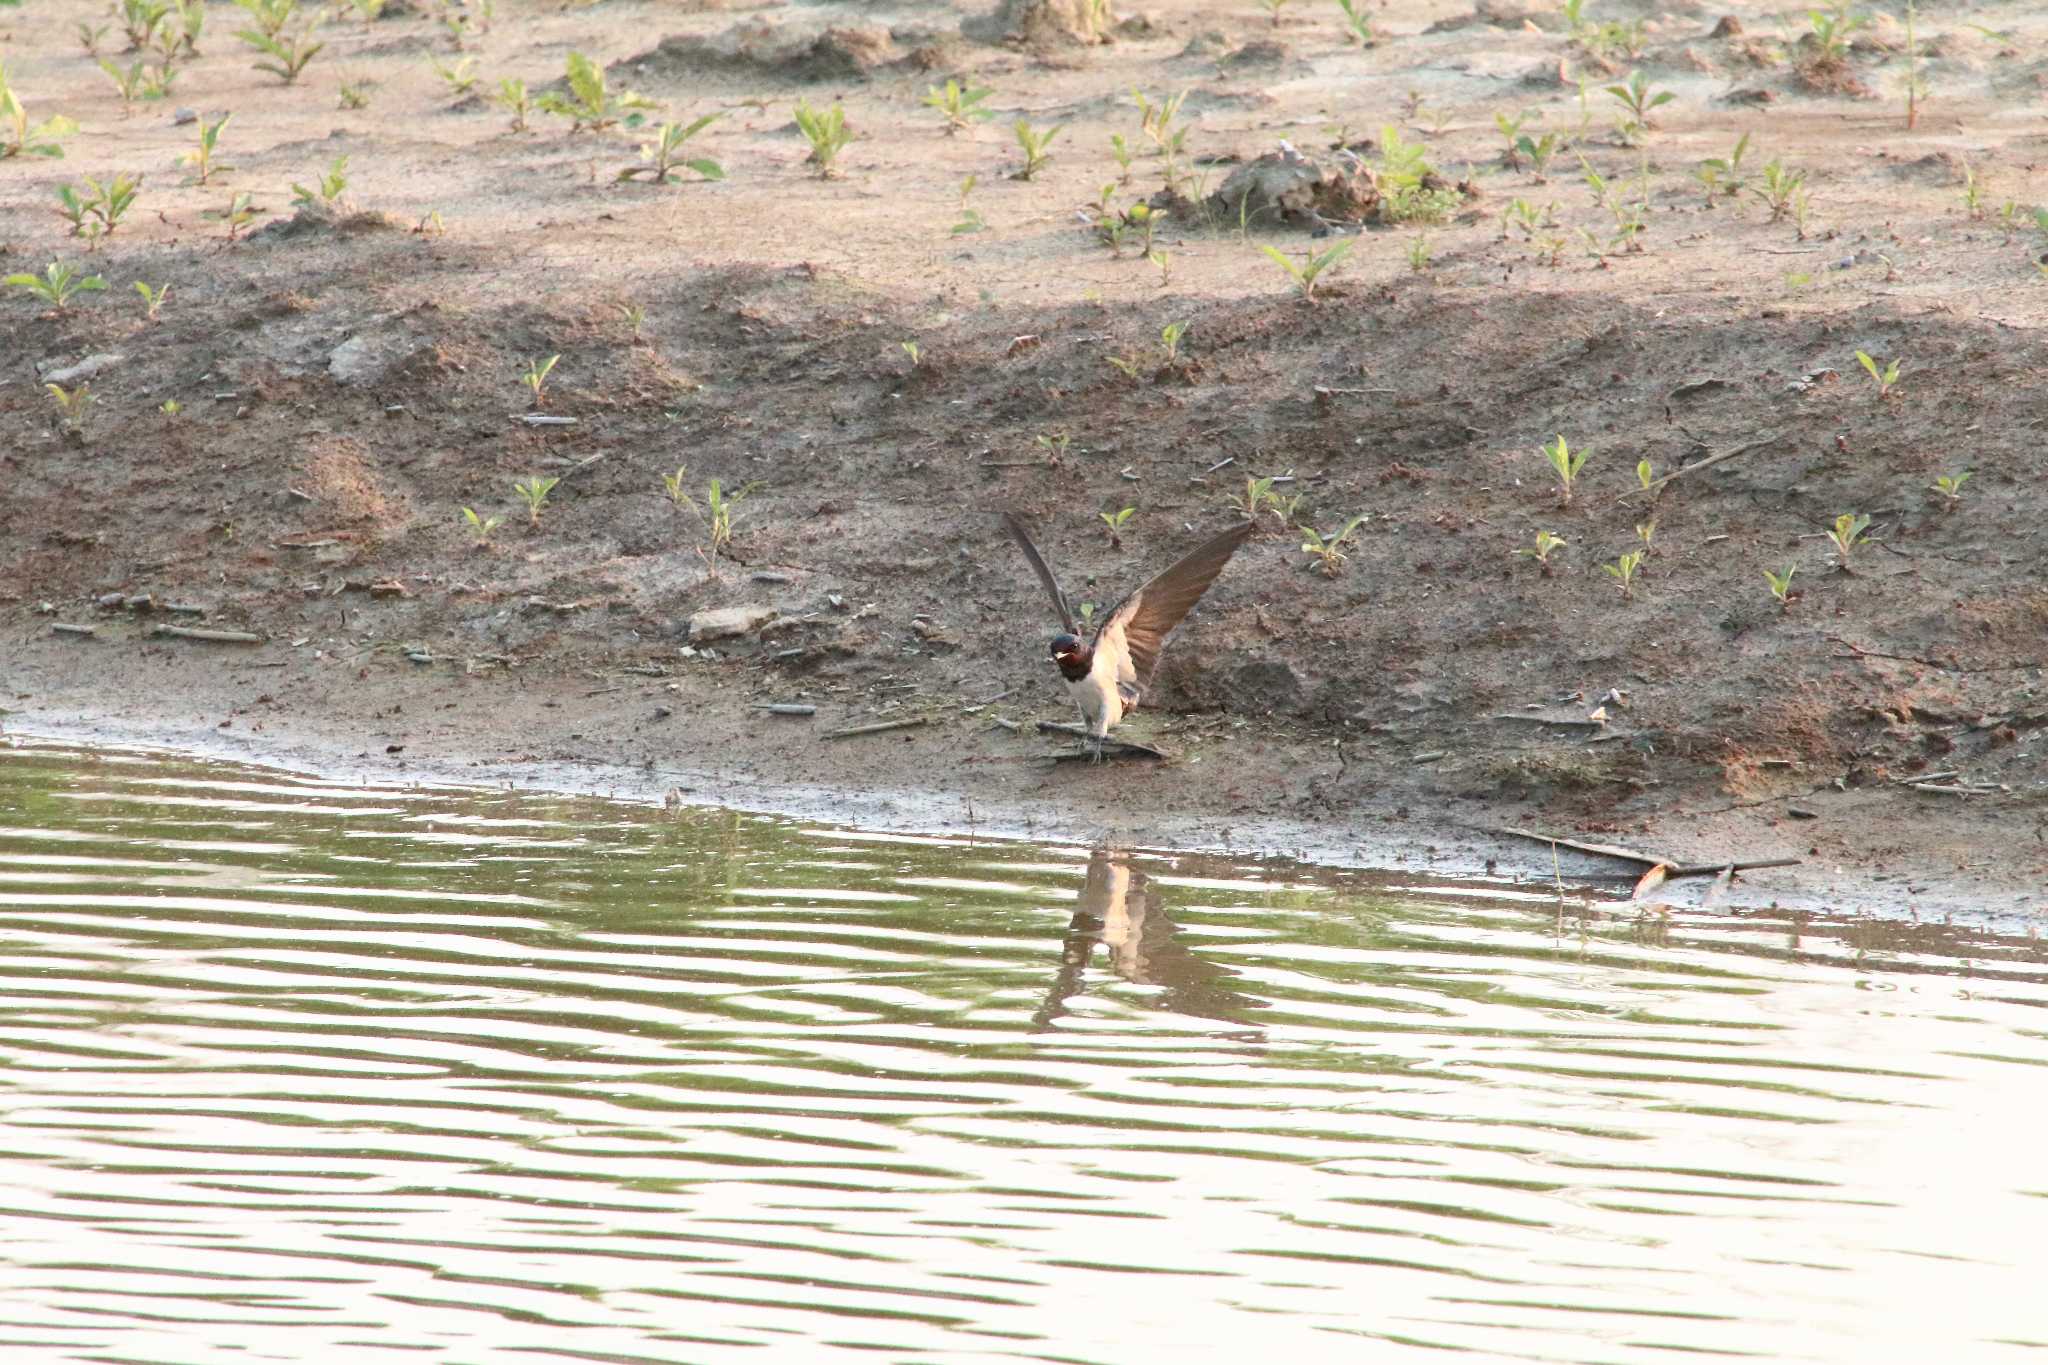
[1621,431,1783,500]
[824,717,928,740]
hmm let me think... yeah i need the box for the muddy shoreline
[5,654,2039,924]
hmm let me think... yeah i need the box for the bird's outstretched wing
[1001,511,1078,636]
[1097,521,1253,690]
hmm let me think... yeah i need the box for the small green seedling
[900,340,922,368]
[1257,0,1291,25]
[183,113,230,184]
[118,0,168,53]
[921,79,992,135]
[537,51,654,131]
[6,261,107,311]
[1159,320,1188,364]
[1902,0,1926,129]
[101,57,147,109]
[951,175,984,235]
[45,381,94,437]
[1036,431,1071,463]
[513,475,559,527]
[1604,71,1674,128]
[234,0,295,38]
[462,506,503,545]
[618,303,645,337]
[1226,475,1283,521]
[1543,434,1587,505]
[2,61,78,159]
[1100,506,1135,549]
[1335,0,1376,44]
[1855,350,1902,400]
[1635,520,1656,553]
[1929,471,1971,506]
[339,77,371,109]
[1109,132,1134,181]
[1826,512,1870,568]
[1517,529,1567,572]
[1806,6,1865,63]
[1407,233,1432,273]
[352,0,387,20]
[1635,457,1653,491]
[1603,548,1644,598]
[57,173,142,247]
[522,354,560,406]
[432,56,478,97]
[621,115,723,183]
[1011,119,1062,180]
[492,77,529,130]
[1763,564,1797,608]
[698,478,746,558]
[1756,158,1806,223]
[202,190,262,237]
[135,280,169,319]
[794,99,852,176]
[1517,131,1563,177]
[1301,515,1367,576]
[240,18,324,85]
[160,398,182,416]
[290,154,348,210]
[661,464,689,506]
[1495,109,1535,166]
[1694,131,1751,205]
[1261,239,1352,303]
[79,20,112,54]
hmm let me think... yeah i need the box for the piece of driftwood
[756,703,816,716]
[1498,826,1800,878]
[151,624,264,644]
[824,717,928,740]
[50,623,98,637]
[1035,720,1169,760]
[1491,713,1609,728]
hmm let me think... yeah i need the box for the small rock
[688,605,777,641]
[41,353,125,386]
[1709,15,1743,37]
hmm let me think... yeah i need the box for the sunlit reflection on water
[1,736,2044,1362]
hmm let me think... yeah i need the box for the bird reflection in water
[1032,848,1265,1037]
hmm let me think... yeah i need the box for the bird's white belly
[1067,655,1126,738]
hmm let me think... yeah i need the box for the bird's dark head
[1049,633,1089,679]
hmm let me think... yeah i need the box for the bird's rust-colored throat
[1051,642,1092,682]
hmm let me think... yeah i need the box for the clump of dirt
[966,0,1106,50]
[627,22,912,83]
[251,205,406,243]
[297,436,412,534]
[1203,152,1325,229]
[1222,39,1292,68]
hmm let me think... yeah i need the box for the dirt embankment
[3,0,2045,915]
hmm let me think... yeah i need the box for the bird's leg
[1090,735,1107,764]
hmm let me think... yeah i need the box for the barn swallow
[1002,511,1253,756]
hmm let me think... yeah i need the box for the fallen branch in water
[1498,826,1800,878]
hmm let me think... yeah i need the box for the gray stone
[41,353,125,385]
[328,329,424,386]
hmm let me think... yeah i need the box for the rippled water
[2,737,2046,1363]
